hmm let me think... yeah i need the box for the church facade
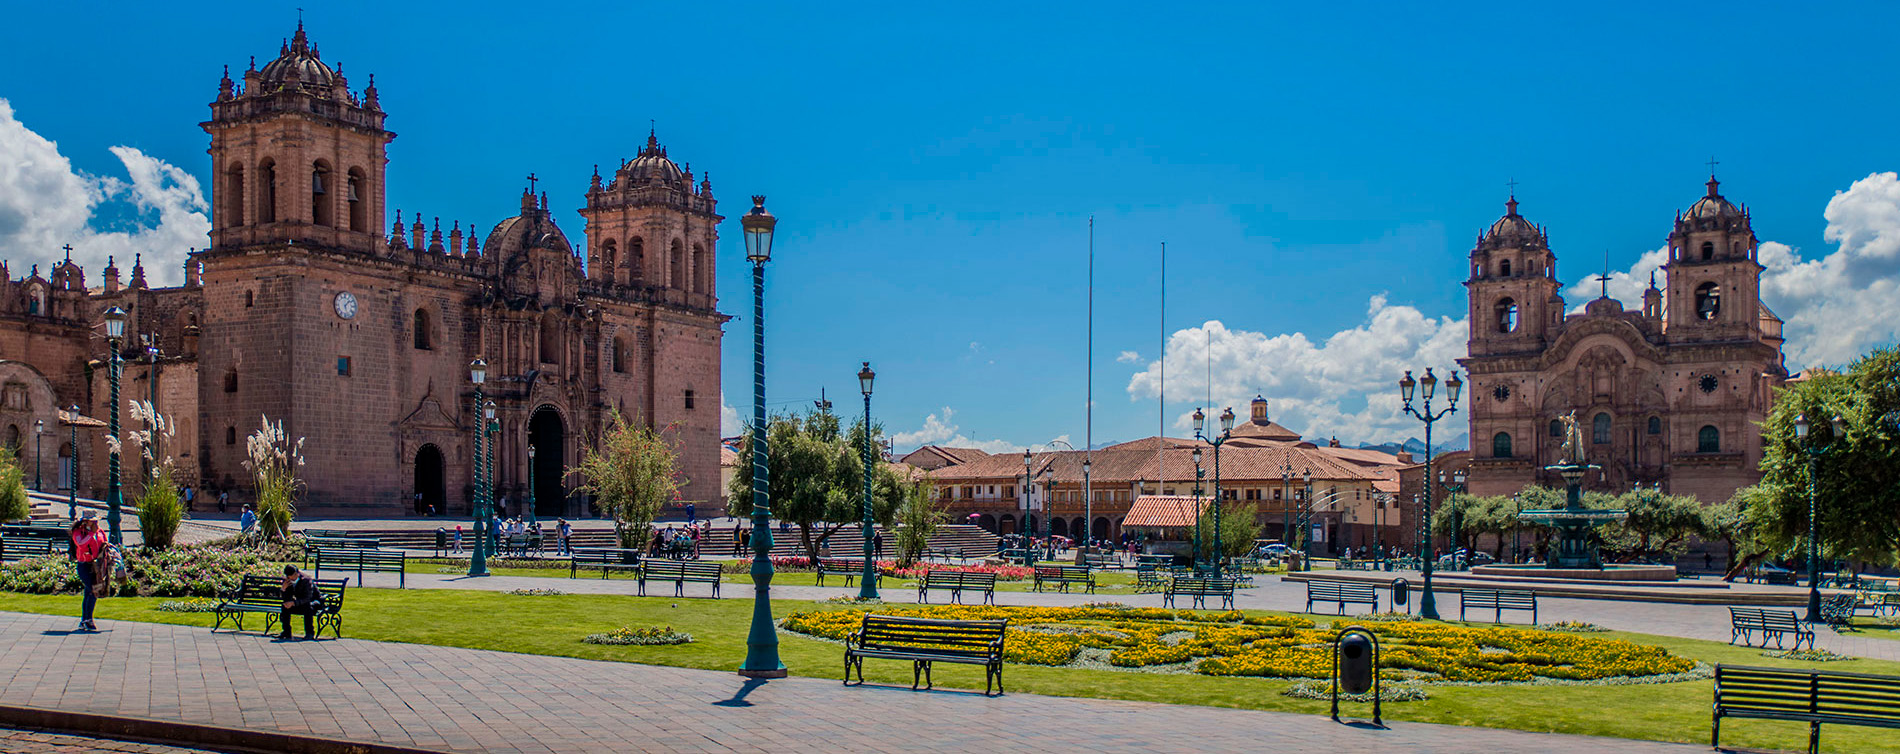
[0,24,727,515]
[1459,179,1788,503]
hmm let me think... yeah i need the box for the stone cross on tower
[60,244,72,262]
[1706,156,1720,178]
[1596,250,1612,299]
[526,173,538,194]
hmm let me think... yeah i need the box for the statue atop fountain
[1518,411,1627,569]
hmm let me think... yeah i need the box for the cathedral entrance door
[529,407,565,518]
[414,445,445,515]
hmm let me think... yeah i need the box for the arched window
[258,159,277,223]
[1732,241,1741,256]
[1647,416,1662,435]
[225,164,245,227]
[669,239,686,289]
[346,168,367,232]
[413,309,432,350]
[1695,282,1721,320]
[1549,419,1563,437]
[244,290,254,308]
[1495,297,1519,333]
[539,315,560,364]
[692,243,708,293]
[1492,432,1513,459]
[223,368,238,393]
[1500,259,1512,277]
[612,336,627,373]
[311,161,333,227]
[226,427,237,445]
[5,425,20,454]
[1592,412,1612,444]
[629,237,645,284]
[1700,241,1714,261]
[599,239,617,281]
[1697,425,1720,453]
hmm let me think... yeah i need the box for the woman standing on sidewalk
[69,513,107,631]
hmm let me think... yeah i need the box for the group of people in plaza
[651,523,702,560]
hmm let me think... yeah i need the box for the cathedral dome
[1481,197,1546,249]
[257,23,336,90]
[618,131,687,187]
[1685,178,1743,221]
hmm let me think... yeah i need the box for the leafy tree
[725,411,906,562]
[576,410,685,549]
[1701,497,1748,573]
[1744,346,1900,567]
[892,479,943,568]
[1195,499,1259,559]
[1512,485,1568,561]
[1597,488,1706,561]
[0,446,27,523]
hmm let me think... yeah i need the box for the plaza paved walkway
[0,612,1701,754]
[394,569,1900,662]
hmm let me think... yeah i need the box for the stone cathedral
[1459,177,1789,504]
[0,24,727,516]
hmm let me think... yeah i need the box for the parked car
[1436,549,1495,569]
[1254,543,1292,559]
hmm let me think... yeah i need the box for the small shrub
[156,598,221,612]
[506,588,565,596]
[582,625,693,645]
[1537,621,1609,633]
[1764,648,1852,662]
[1281,679,1428,702]
[0,447,29,522]
[138,468,185,550]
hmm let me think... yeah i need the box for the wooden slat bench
[1032,565,1095,594]
[1729,607,1814,650]
[302,536,378,565]
[638,560,723,598]
[1713,664,1900,754]
[312,548,406,588]
[1460,588,1537,624]
[1163,576,1237,610]
[0,536,57,563]
[1082,554,1120,570]
[916,571,997,605]
[814,558,865,588]
[569,548,642,579]
[844,614,1008,696]
[212,574,347,638]
[1304,578,1380,615]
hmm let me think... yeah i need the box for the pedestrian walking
[217,490,229,514]
[739,526,751,555]
[69,512,108,632]
[873,531,885,559]
[686,503,696,524]
[453,525,464,554]
[557,519,572,555]
[182,485,194,512]
[239,505,256,535]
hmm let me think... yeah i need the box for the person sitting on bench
[280,565,320,640]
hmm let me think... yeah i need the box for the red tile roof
[1125,495,1210,528]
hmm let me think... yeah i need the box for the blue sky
[3,2,1900,453]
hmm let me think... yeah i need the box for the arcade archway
[413,445,445,515]
[528,406,565,517]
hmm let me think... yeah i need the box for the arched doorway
[529,406,565,518]
[1093,516,1111,541]
[975,513,996,533]
[999,514,1016,536]
[413,445,445,515]
[1051,518,1068,537]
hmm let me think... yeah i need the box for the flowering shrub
[782,605,1696,684]
[0,537,293,598]
[506,588,565,596]
[156,598,221,612]
[1537,621,1609,633]
[583,625,693,645]
[1763,648,1851,662]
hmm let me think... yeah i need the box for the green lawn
[7,589,1896,752]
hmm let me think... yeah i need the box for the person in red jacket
[70,513,107,632]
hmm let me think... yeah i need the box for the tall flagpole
[1158,242,1165,501]
[1084,216,1094,553]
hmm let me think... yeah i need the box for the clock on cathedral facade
[1457,180,1788,504]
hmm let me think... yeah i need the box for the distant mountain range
[1354,434,1469,457]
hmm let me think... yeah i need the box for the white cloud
[1126,296,1469,447]
[1564,246,1670,314]
[0,99,207,287]
[1575,172,1900,369]
[1116,350,1141,364]
[720,399,742,437]
[892,406,1067,455]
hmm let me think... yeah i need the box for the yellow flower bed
[782,606,1695,684]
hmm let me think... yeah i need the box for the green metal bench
[1163,576,1236,610]
[312,548,406,588]
[844,614,1007,696]
[917,571,996,604]
[638,560,723,598]
[1713,664,1900,754]
[1032,565,1094,594]
[568,548,642,579]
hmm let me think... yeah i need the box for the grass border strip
[0,703,449,754]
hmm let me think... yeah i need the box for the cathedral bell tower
[1662,175,1764,342]
[203,21,393,254]
[577,129,721,311]
[1466,196,1562,357]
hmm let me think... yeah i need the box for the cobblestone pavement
[0,612,1703,754]
[394,569,1900,661]
[0,726,220,753]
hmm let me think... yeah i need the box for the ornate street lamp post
[739,195,787,679]
[1042,470,1056,560]
[1794,413,1846,623]
[468,358,490,577]
[485,400,499,554]
[527,443,537,540]
[1021,450,1035,567]
[1279,461,1293,546]
[857,362,880,599]
[1511,493,1523,564]
[1190,446,1204,570]
[1438,469,1467,570]
[102,306,126,546]
[1398,367,1461,620]
[33,419,43,492]
[66,406,78,522]
[1193,407,1236,577]
[1081,456,1093,555]
[1300,468,1313,569]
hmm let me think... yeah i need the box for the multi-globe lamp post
[467,358,490,578]
[738,195,787,679]
[1193,407,1237,577]
[1793,412,1846,623]
[1191,446,1204,570]
[102,306,126,546]
[1398,367,1461,621]
[33,419,43,492]
[1021,450,1035,567]
[1438,468,1467,569]
[857,362,879,600]
[485,399,498,553]
[66,405,78,522]
[527,443,537,530]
